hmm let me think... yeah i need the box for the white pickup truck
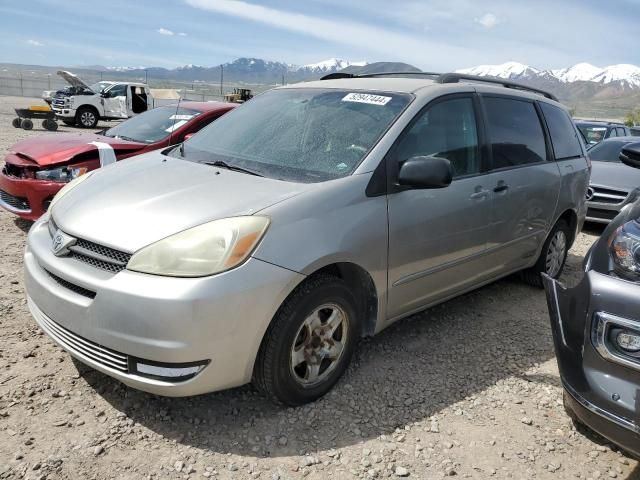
[47,71,152,128]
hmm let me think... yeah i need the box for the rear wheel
[522,219,570,287]
[21,119,33,130]
[76,107,98,128]
[253,274,359,406]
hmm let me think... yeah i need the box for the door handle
[470,188,489,200]
[493,183,509,193]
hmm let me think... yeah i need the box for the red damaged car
[0,101,235,221]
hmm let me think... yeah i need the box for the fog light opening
[615,331,640,353]
[133,359,209,382]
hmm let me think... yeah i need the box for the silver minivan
[24,73,589,405]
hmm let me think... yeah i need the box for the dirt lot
[0,95,638,480]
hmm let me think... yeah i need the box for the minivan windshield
[178,88,411,182]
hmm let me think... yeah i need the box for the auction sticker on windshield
[342,93,392,106]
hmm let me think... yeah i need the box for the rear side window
[608,128,617,138]
[483,97,547,169]
[539,103,583,160]
[617,127,627,136]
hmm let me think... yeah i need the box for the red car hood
[7,133,147,167]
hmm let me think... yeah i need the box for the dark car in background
[584,137,640,224]
[575,120,630,147]
[0,102,235,220]
[543,143,640,459]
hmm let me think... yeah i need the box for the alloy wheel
[290,303,348,387]
[80,111,96,127]
[546,230,567,277]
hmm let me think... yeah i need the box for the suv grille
[39,312,129,373]
[48,218,131,274]
[588,185,629,205]
[0,190,30,211]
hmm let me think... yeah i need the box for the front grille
[589,185,628,205]
[0,189,30,211]
[48,218,131,274]
[587,207,619,222]
[39,313,129,373]
[69,239,131,273]
[45,269,96,299]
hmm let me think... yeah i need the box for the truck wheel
[76,107,98,128]
[522,219,570,288]
[12,118,21,128]
[253,274,359,406]
[21,119,33,130]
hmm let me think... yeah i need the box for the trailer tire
[43,119,58,131]
[21,119,33,130]
[12,118,21,128]
[76,106,99,128]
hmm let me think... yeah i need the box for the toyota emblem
[51,229,76,256]
[585,187,595,201]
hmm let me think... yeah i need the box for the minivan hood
[57,70,92,91]
[590,161,640,191]
[52,152,312,252]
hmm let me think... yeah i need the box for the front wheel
[76,107,98,128]
[522,219,570,287]
[253,274,359,406]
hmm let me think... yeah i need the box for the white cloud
[475,13,499,29]
[157,27,175,36]
[27,39,44,47]
[178,32,188,36]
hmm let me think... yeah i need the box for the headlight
[127,216,270,277]
[35,166,87,183]
[609,220,640,281]
[48,170,93,211]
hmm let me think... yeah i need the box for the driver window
[106,84,127,98]
[394,97,480,178]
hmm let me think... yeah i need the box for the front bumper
[543,270,640,458]
[24,217,305,396]
[0,171,62,220]
[51,106,76,120]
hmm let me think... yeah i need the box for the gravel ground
[0,95,638,480]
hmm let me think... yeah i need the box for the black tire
[12,117,21,128]
[253,274,360,406]
[75,106,99,128]
[522,219,571,288]
[21,119,33,130]
[42,119,58,131]
[62,119,76,126]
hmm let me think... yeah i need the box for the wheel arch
[555,208,579,248]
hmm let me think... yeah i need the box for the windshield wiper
[115,135,139,142]
[202,160,264,177]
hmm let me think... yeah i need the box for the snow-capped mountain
[457,61,640,88]
[300,58,367,73]
[457,62,542,80]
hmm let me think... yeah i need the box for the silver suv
[24,73,589,405]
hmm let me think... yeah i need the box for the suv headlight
[609,220,640,281]
[35,166,87,183]
[127,216,270,277]
[48,170,93,211]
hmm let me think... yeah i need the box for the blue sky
[1,0,640,70]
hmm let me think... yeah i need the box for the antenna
[168,95,182,147]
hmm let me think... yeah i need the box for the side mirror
[183,133,194,141]
[620,143,640,169]
[398,156,453,189]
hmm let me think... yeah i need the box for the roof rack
[320,71,441,81]
[436,73,558,101]
[320,71,558,102]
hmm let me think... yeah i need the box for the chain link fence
[0,72,273,103]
